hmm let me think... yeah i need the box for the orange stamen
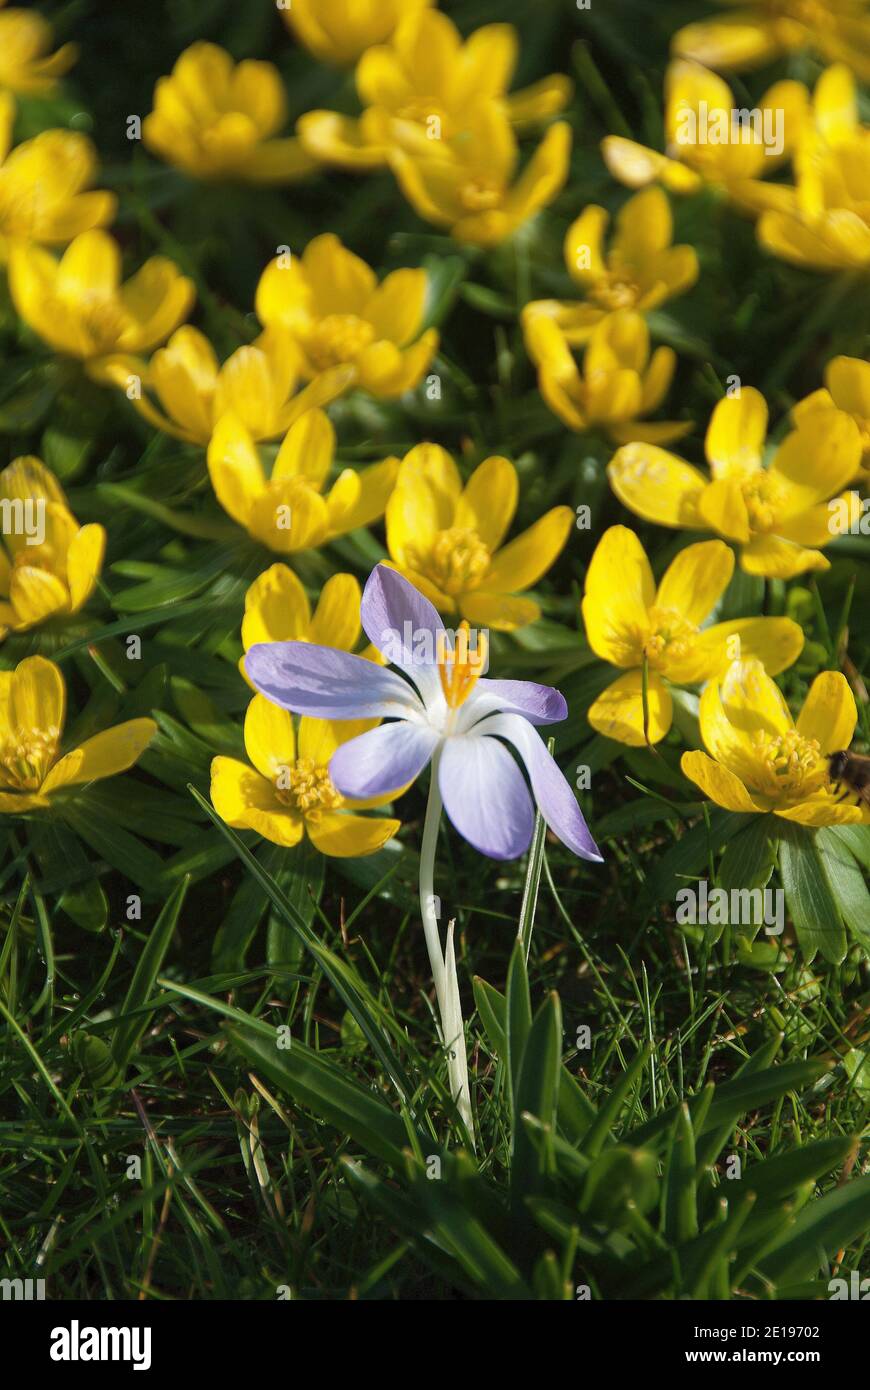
[438,620,487,709]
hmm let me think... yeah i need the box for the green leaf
[111,876,189,1071]
[778,823,847,964]
[512,991,562,1201]
[758,1177,870,1286]
[816,828,870,953]
[662,1103,698,1243]
[506,939,532,1118]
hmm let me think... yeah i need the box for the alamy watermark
[0,497,45,546]
[380,622,490,674]
[673,101,784,158]
[676,880,784,935]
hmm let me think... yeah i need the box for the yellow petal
[721,657,791,739]
[696,478,751,543]
[386,443,461,566]
[588,669,673,746]
[11,656,65,744]
[655,539,734,625]
[671,17,782,70]
[705,388,767,480]
[66,523,105,612]
[613,186,672,263]
[41,718,156,793]
[272,408,334,485]
[826,355,870,419]
[796,670,857,756]
[689,616,805,682]
[770,412,862,512]
[211,755,304,846]
[600,135,701,193]
[482,505,573,593]
[364,267,427,345]
[582,524,653,666]
[301,233,376,316]
[680,749,764,812]
[244,694,295,781]
[740,533,829,579]
[307,810,399,858]
[326,457,398,537]
[457,592,540,631]
[242,564,310,650]
[775,798,864,827]
[454,455,517,552]
[207,413,264,527]
[563,204,609,285]
[251,479,330,553]
[608,442,706,527]
[309,573,362,651]
[8,567,69,627]
[297,110,388,170]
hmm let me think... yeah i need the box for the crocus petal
[465,679,567,727]
[329,721,438,800]
[360,562,443,706]
[796,670,857,756]
[438,734,534,860]
[472,712,602,861]
[245,641,420,720]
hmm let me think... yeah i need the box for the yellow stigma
[589,273,640,312]
[304,314,375,370]
[275,758,343,814]
[643,605,699,670]
[749,728,827,800]
[741,472,788,534]
[439,620,487,710]
[0,729,59,791]
[411,526,491,597]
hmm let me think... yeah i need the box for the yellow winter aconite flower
[522,188,698,345]
[0,656,156,814]
[0,1,76,94]
[256,234,438,398]
[385,444,572,630]
[208,408,398,555]
[608,387,863,578]
[0,456,105,637]
[298,9,570,170]
[239,565,379,683]
[793,356,870,478]
[283,0,433,68]
[389,107,570,247]
[583,527,804,746]
[601,60,806,213]
[525,309,690,445]
[111,325,353,446]
[143,42,314,183]
[672,0,870,82]
[757,65,870,271]
[681,658,869,826]
[0,95,115,254]
[211,695,399,855]
[9,230,195,381]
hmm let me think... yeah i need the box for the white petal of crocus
[329,721,439,800]
[361,563,444,707]
[461,678,567,731]
[245,641,421,721]
[475,713,602,862]
[439,734,535,860]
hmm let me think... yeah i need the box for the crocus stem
[419,749,474,1144]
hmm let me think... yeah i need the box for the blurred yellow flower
[283,0,432,67]
[211,695,399,855]
[143,42,314,183]
[681,658,868,826]
[0,656,155,814]
[601,61,806,214]
[0,95,115,254]
[608,387,863,577]
[111,325,353,446]
[390,107,571,247]
[239,565,379,683]
[256,234,438,398]
[793,356,870,479]
[385,444,572,629]
[207,408,397,554]
[298,9,570,170]
[522,188,698,345]
[9,230,195,380]
[672,0,870,82]
[0,1,76,94]
[758,65,870,271]
[525,309,689,444]
[0,456,104,637]
[583,527,804,746]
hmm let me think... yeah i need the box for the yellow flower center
[304,314,375,370]
[70,292,131,354]
[0,728,58,791]
[438,619,488,710]
[397,100,452,138]
[459,177,502,212]
[589,274,640,311]
[410,526,491,597]
[643,605,699,670]
[748,728,827,800]
[741,471,789,533]
[275,758,343,814]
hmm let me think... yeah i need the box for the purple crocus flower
[245,564,602,864]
